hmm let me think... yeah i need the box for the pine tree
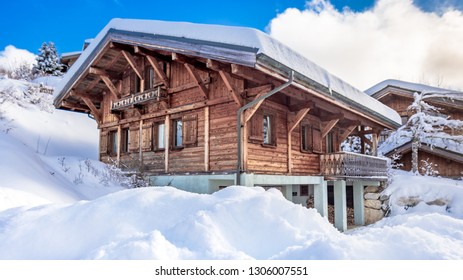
[33,42,63,76]
[387,91,463,174]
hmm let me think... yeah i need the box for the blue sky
[1,0,377,54]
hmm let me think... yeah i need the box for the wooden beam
[320,113,344,122]
[183,63,208,99]
[244,92,266,123]
[89,67,106,76]
[100,75,120,99]
[81,96,101,123]
[288,108,311,133]
[338,125,358,142]
[206,58,231,72]
[321,119,340,138]
[288,100,314,112]
[146,55,169,87]
[84,76,102,92]
[231,64,268,84]
[361,135,373,147]
[164,114,170,173]
[204,107,210,172]
[245,84,273,97]
[134,46,171,62]
[121,50,143,79]
[219,70,242,106]
[61,100,89,112]
[352,129,375,136]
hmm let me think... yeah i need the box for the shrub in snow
[420,158,439,177]
[33,42,63,77]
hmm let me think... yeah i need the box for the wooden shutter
[129,127,139,152]
[142,124,153,151]
[248,111,263,142]
[312,127,322,153]
[183,114,198,146]
[100,131,108,155]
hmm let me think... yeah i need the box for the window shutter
[183,114,198,146]
[142,124,152,151]
[312,127,322,153]
[100,131,108,155]
[249,112,263,141]
[129,128,139,152]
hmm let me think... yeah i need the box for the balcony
[111,87,166,111]
[320,152,388,180]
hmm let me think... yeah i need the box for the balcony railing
[320,152,388,179]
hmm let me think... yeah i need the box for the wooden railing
[320,152,388,179]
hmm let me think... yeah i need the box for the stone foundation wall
[364,184,390,225]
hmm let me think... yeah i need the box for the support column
[283,185,294,201]
[314,180,328,218]
[353,181,365,226]
[334,180,347,232]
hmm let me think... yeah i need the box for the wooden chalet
[54,19,401,230]
[366,79,463,177]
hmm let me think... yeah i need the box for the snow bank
[1,185,463,260]
[385,171,463,218]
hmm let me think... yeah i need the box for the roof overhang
[54,19,401,129]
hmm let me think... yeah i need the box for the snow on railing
[320,152,388,178]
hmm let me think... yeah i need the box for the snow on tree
[385,91,463,174]
[33,42,63,76]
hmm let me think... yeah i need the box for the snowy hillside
[1,48,463,259]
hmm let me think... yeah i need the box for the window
[154,122,165,150]
[300,185,309,196]
[121,128,130,153]
[263,114,275,146]
[401,115,408,125]
[326,132,335,153]
[130,73,141,93]
[301,124,313,152]
[172,119,183,148]
[108,130,118,155]
[145,66,155,90]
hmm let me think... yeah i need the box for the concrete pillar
[283,185,294,201]
[334,180,347,232]
[314,180,328,218]
[353,181,365,226]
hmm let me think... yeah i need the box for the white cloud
[268,0,463,91]
[0,45,36,73]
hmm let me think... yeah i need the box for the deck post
[353,181,365,226]
[314,180,328,218]
[283,185,293,201]
[334,180,347,231]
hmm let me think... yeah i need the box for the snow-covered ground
[1,69,463,259]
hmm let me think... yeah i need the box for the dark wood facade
[55,23,400,180]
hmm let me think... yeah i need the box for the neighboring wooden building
[54,19,401,230]
[366,79,463,177]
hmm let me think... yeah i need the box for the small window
[145,66,155,90]
[131,73,141,93]
[301,124,313,152]
[326,132,335,153]
[401,116,408,125]
[108,130,118,156]
[263,114,275,146]
[172,119,183,148]
[154,122,165,150]
[121,128,130,153]
[300,185,309,196]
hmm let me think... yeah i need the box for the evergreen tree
[386,91,463,174]
[33,42,63,76]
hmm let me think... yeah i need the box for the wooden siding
[400,149,463,178]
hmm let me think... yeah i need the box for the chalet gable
[54,19,400,129]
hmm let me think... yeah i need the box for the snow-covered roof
[55,19,401,127]
[60,51,81,58]
[366,79,461,96]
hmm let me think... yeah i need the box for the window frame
[108,130,118,156]
[120,127,130,154]
[262,113,276,147]
[300,124,313,152]
[153,122,166,151]
[171,118,183,149]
